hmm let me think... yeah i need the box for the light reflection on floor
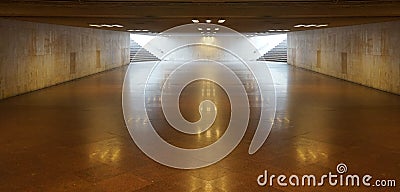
[0,62,399,191]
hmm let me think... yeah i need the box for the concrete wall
[287,20,400,95]
[0,19,130,99]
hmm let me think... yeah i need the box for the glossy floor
[0,62,399,191]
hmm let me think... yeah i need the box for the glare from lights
[192,19,200,23]
[90,24,126,28]
[89,24,102,27]
[218,19,226,23]
[268,29,290,33]
[206,19,212,23]
[127,29,151,33]
[294,24,328,28]
[305,24,316,27]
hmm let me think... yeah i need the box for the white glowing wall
[131,30,286,61]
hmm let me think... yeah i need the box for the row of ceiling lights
[89,24,124,28]
[294,24,329,28]
[88,24,151,33]
[89,21,328,36]
[198,27,220,37]
[198,27,219,31]
[127,29,149,32]
[268,29,290,32]
[192,19,226,24]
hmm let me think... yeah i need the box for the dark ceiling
[1,0,400,33]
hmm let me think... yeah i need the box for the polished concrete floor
[0,62,399,191]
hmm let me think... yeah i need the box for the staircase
[257,39,287,62]
[130,40,160,63]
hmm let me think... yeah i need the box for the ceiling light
[89,24,101,27]
[283,29,290,32]
[268,30,276,32]
[101,24,113,27]
[276,30,283,32]
[294,24,305,28]
[214,28,219,31]
[218,19,225,24]
[192,19,199,23]
[316,24,328,27]
[127,29,134,32]
[206,19,212,23]
[198,28,203,31]
[112,24,124,28]
[142,29,149,32]
[206,28,211,31]
[305,24,316,27]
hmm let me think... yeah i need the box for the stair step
[129,40,160,63]
[257,38,287,62]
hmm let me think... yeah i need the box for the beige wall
[0,19,130,99]
[287,20,400,95]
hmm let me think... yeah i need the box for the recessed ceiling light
[206,28,211,31]
[112,24,124,28]
[214,28,219,31]
[268,30,276,32]
[305,24,316,27]
[142,29,149,32]
[192,19,199,23]
[198,28,203,31]
[89,24,101,27]
[206,19,212,23]
[276,29,283,32]
[127,29,134,32]
[101,24,113,27]
[283,29,290,32]
[218,19,225,24]
[294,24,328,28]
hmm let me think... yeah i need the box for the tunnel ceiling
[1,0,400,33]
